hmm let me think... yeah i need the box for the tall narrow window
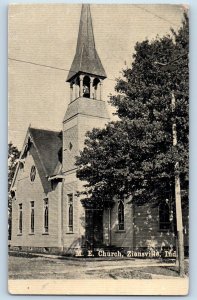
[68,194,73,232]
[30,201,35,233]
[19,204,22,234]
[159,201,170,230]
[44,199,49,233]
[118,200,124,230]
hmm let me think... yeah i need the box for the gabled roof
[66,4,107,82]
[29,128,62,177]
[11,127,62,194]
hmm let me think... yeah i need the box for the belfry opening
[69,74,103,101]
[66,4,106,102]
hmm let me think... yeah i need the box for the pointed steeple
[66,4,106,82]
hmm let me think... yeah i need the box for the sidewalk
[9,251,189,279]
[9,249,177,264]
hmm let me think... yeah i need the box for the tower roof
[66,4,107,82]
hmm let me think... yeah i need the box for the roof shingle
[66,4,106,82]
[29,128,62,177]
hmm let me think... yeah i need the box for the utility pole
[154,60,185,277]
[171,92,185,277]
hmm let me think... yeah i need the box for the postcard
[8,3,189,295]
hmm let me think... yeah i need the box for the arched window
[69,205,73,230]
[19,204,22,234]
[83,76,90,98]
[68,194,74,232]
[118,200,124,230]
[44,199,49,233]
[93,78,100,99]
[159,201,170,230]
[30,201,34,233]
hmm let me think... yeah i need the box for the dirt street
[8,252,189,279]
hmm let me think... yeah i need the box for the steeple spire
[66,4,106,82]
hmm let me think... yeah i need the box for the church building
[10,4,188,255]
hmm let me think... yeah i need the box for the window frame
[67,193,74,233]
[18,203,23,234]
[118,199,125,231]
[158,201,171,231]
[43,198,49,234]
[30,201,35,234]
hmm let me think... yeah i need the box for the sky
[8,3,187,150]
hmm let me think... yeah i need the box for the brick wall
[63,125,78,172]
[103,199,134,248]
[62,176,85,252]
[62,98,109,173]
[11,149,60,248]
[62,96,109,251]
[77,114,109,149]
[103,200,189,251]
[133,204,189,250]
[133,204,175,249]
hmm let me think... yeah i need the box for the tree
[76,13,188,207]
[76,13,189,273]
[8,142,20,240]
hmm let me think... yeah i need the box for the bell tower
[66,4,107,102]
[63,4,109,174]
[62,4,109,249]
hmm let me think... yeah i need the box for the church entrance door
[85,209,103,249]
